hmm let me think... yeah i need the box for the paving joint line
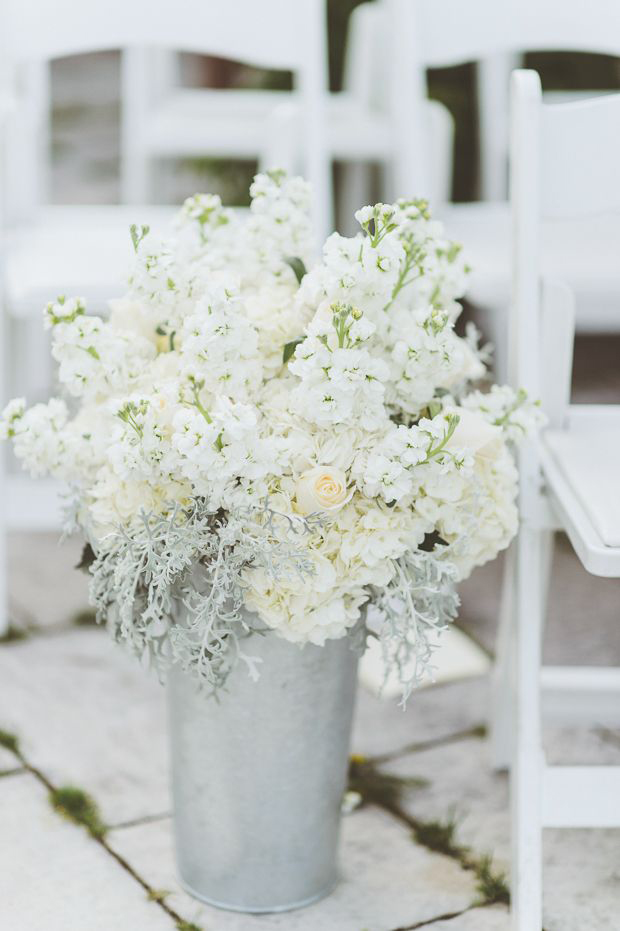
[109,811,172,831]
[389,904,477,930]
[0,766,27,779]
[364,797,509,909]
[3,741,192,930]
[367,724,487,766]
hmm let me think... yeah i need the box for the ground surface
[2,50,619,931]
[2,551,619,931]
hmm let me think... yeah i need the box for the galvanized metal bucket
[167,626,359,913]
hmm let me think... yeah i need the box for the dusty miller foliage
[89,500,321,694]
[368,549,460,706]
[89,499,460,699]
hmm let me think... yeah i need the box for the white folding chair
[387,0,620,380]
[0,0,330,634]
[492,70,620,930]
[119,2,454,231]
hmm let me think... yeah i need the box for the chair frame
[491,69,620,930]
[1,0,331,238]
[387,0,620,197]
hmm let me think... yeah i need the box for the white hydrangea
[461,385,547,442]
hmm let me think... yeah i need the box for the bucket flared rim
[177,875,338,914]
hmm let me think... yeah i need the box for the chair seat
[5,205,183,314]
[542,406,620,575]
[438,202,620,331]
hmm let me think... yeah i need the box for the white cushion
[5,205,178,315]
[438,202,620,331]
[544,412,620,547]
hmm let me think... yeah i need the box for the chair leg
[492,530,553,771]
[0,468,8,637]
[0,299,9,637]
[511,524,544,930]
[490,544,515,770]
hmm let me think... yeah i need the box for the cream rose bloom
[446,407,503,461]
[295,466,351,515]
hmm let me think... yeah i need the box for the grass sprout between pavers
[50,786,107,839]
[0,728,20,755]
[0,625,28,644]
[0,723,206,931]
[349,738,510,908]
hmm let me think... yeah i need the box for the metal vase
[167,625,359,913]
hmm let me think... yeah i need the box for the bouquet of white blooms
[1,172,540,701]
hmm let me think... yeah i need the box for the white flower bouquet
[1,172,540,701]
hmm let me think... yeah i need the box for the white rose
[446,408,503,461]
[295,466,351,515]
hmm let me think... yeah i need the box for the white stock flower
[1,172,534,664]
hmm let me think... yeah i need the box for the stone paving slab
[0,746,19,771]
[352,676,487,759]
[382,731,620,930]
[8,532,90,631]
[108,805,478,931]
[0,629,169,825]
[0,772,174,931]
[0,625,491,828]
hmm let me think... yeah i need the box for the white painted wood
[498,71,620,929]
[3,0,331,239]
[489,543,515,771]
[541,667,620,724]
[542,766,620,827]
[4,0,306,636]
[122,1,454,224]
[539,436,620,576]
[409,0,620,67]
[541,93,620,219]
[5,477,65,530]
[477,53,520,201]
[120,49,152,205]
[3,61,49,224]
[5,0,315,69]
[389,1,620,381]
[539,281,575,430]
[511,523,544,931]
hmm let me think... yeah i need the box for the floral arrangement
[1,172,540,701]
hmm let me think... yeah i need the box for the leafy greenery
[49,786,106,839]
[284,255,307,284]
[0,625,28,644]
[348,755,427,810]
[473,854,510,906]
[412,812,465,859]
[147,889,171,903]
[75,542,96,572]
[283,337,304,364]
[90,501,321,694]
[72,609,98,627]
[0,729,20,756]
[369,550,460,704]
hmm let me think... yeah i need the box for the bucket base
[178,875,337,914]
